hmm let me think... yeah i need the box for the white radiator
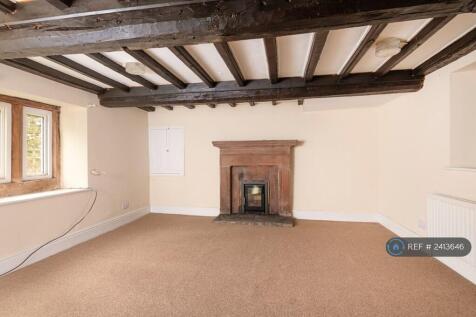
[427,194,476,267]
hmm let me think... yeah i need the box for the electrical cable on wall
[0,188,98,278]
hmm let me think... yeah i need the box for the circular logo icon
[386,238,405,256]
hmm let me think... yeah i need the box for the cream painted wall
[149,103,378,215]
[86,106,150,224]
[0,64,98,108]
[377,51,476,235]
[0,66,149,259]
[450,67,476,168]
[149,50,476,237]
[61,105,88,188]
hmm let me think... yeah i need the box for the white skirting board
[0,207,149,275]
[294,210,377,222]
[151,206,475,284]
[150,206,220,217]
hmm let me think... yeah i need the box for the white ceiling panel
[228,39,268,80]
[396,14,476,70]
[353,19,431,73]
[315,26,369,75]
[63,54,140,87]
[28,56,111,88]
[184,44,234,82]
[101,51,168,85]
[146,48,201,83]
[277,33,314,77]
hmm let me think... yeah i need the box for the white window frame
[22,106,53,180]
[0,102,12,184]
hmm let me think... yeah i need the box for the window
[0,102,12,184]
[0,95,60,197]
[23,107,53,180]
[149,127,184,176]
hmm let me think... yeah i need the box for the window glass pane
[25,114,46,176]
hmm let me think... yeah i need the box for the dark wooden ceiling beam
[138,106,156,112]
[264,37,278,84]
[376,16,455,77]
[339,24,387,79]
[304,31,329,81]
[1,0,474,59]
[169,46,215,88]
[298,99,304,106]
[124,48,186,89]
[45,0,75,10]
[99,70,424,108]
[229,103,237,107]
[87,53,158,90]
[214,42,246,87]
[0,58,105,94]
[414,28,476,75]
[0,0,16,14]
[207,104,216,108]
[46,55,130,92]
[160,105,173,111]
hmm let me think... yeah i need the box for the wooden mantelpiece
[213,140,300,217]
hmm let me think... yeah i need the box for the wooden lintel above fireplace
[213,140,300,217]
[212,140,300,148]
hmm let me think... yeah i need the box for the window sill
[445,167,476,173]
[0,188,91,207]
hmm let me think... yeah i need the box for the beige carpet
[0,214,475,317]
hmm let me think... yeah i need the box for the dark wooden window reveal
[0,94,61,197]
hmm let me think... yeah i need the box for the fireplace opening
[242,182,267,213]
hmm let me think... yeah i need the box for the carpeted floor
[0,214,475,317]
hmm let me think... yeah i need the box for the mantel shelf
[212,140,301,149]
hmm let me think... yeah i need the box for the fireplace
[242,182,267,213]
[212,140,300,226]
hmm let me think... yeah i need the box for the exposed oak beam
[207,104,216,108]
[339,24,387,79]
[160,105,174,111]
[138,106,156,112]
[100,71,424,108]
[304,32,329,81]
[124,48,187,89]
[169,46,215,88]
[376,16,455,77]
[0,58,104,94]
[214,42,245,87]
[1,0,474,59]
[0,0,16,14]
[46,55,130,92]
[45,0,75,10]
[415,28,476,75]
[87,53,158,90]
[229,103,237,107]
[264,37,278,84]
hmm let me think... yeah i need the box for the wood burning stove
[242,181,267,213]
